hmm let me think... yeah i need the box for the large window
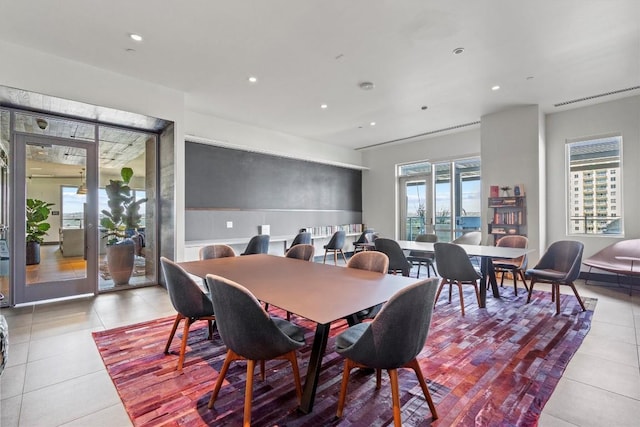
[399,157,481,241]
[566,135,622,235]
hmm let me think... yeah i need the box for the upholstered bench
[583,239,640,294]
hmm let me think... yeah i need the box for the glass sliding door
[454,158,482,238]
[398,162,432,240]
[434,162,453,242]
[399,157,481,243]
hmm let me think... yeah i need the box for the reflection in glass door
[434,163,453,241]
[399,176,431,240]
[13,132,98,304]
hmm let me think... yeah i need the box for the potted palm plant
[26,198,54,265]
[100,167,147,285]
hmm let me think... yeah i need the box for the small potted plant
[100,167,147,285]
[500,186,512,197]
[26,198,55,265]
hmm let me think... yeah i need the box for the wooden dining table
[178,254,424,413]
[396,240,534,307]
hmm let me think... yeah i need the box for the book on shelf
[490,185,499,198]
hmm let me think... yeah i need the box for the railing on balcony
[406,215,481,241]
[569,215,621,234]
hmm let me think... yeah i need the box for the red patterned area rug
[93,288,595,426]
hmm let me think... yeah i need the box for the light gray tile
[23,348,105,393]
[563,352,640,399]
[5,325,31,345]
[0,394,22,427]
[576,333,639,367]
[29,313,104,341]
[5,341,28,367]
[3,313,33,329]
[59,403,132,427]
[27,329,100,362]
[19,370,120,427]
[538,412,578,427]
[544,378,640,426]
[0,363,26,399]
[592,300,635,328]
[589,319,637,345]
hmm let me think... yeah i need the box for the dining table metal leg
[480,256,500,308]
[299,322,331,414]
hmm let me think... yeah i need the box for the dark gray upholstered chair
[285,243,315,261]
[406,233,438,278]
[452,231,482,245]
[280,243,315,319]
[346,251,390,322]
[199,244,237,294]
[492,235,529,295]
[199,244,236,260]
[335,278,439,426]
[160,257,216,370]
[433,242,481,316]
[353,229,376,253]
[526,240,585,315]
[241,234,270,255]
[205,274,305,426]
[287,231,312,251]
[323,230,347,265]
[374,238,412,276]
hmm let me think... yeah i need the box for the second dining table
[178,253,424,413]
[396,240,534,307]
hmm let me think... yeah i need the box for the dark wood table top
[179,254,422,325]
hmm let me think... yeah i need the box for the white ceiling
[1,1,638,150]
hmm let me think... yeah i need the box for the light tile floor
[1,273,639,426]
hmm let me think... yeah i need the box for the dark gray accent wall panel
[185,143,362,211]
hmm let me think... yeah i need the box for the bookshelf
[488,196,526,244]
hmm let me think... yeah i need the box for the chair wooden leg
[376,368,382,389]
[334,250,338,265]
[164,313,183,354]
[518,270,529,292]
[472,282,481,306]
[337,359,355,418]
[406,359,438,420]
[434,279,446,306]
[448,282,453,303]
[512,268,519,295]
[526,278,536,303]
[567,282,586,311]
[323,249,328,264]
[209,349,241,408]
[554,283,561,315]
[243,359,256,427]
[388,369,402,427]
[457,282,465,316]
[177,317,193,370]
[284,351,303,403]
[339,249,348,264]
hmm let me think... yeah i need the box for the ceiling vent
[554,86,640,107]
[356,121,481,150]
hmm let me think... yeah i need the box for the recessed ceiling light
[421,105,428,110]
[129,33,143,42]
[491,85,501,91]
[359,81,375,91]
[248,76,258,83]
[526,76,534,80]
[370,121,376,126]
[452,47,465,55]
[320,104,328,109]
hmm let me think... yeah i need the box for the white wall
[1,40,362,260]
[361,129,480,239]
[186,111,362,168]
[481,105,542,262]
[545,95,640,259]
